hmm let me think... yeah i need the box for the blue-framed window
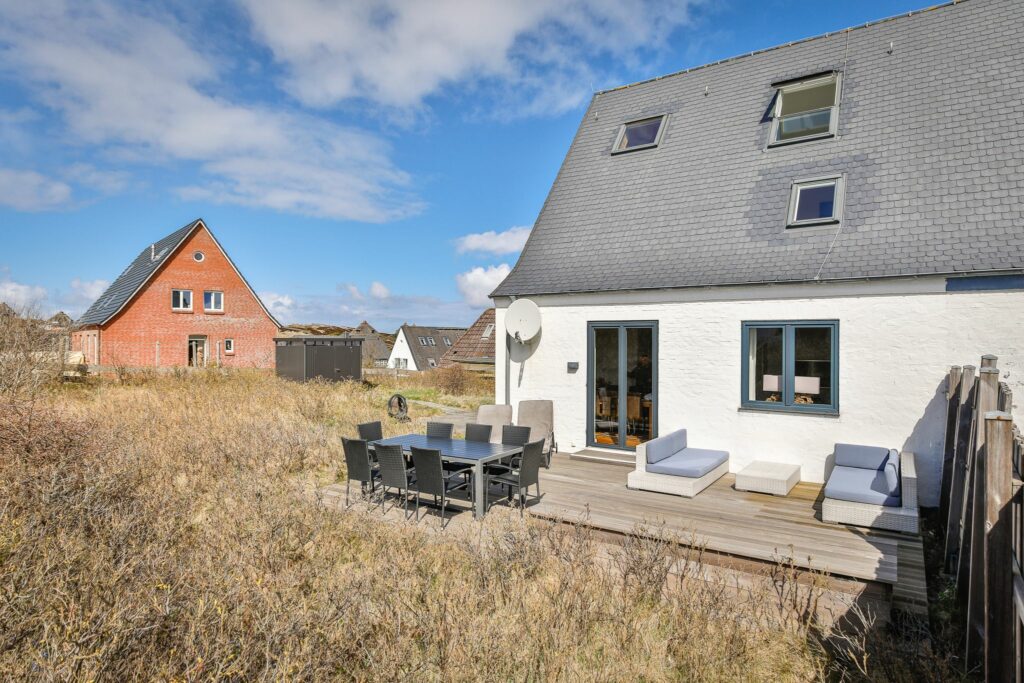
[741,320,839,414]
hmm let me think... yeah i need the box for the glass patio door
[588,322,657,450]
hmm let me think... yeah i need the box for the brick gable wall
[71,227,278,368]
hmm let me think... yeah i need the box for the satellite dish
[505,299,541,343]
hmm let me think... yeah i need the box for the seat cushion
[825,466,901,507]
[834,443,891,470]
[647,447,728,478]
[645,429,688,464]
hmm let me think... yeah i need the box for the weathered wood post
[965,366,999,664]
[941,365,963,528]
[980,354,998,370]
[946,364,977,572]
[983,410,1013,683]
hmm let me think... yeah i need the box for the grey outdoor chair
[464,422,492,443]
[411,446,472,528]
[375,443,415,517]
[501,424,532,446]
[357,421,383,442]
[426,421,454,439]
[486,439,545,516]
[516,400,556,467]
[342,437,380,507]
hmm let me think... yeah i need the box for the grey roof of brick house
[400,325,467,370]
[493,0,1024,298]
[76,219,280,327]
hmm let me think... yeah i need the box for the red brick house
[71,219,280,368]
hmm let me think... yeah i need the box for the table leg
[474,461,485,519]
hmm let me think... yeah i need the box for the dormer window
[788,176,844,227]
[612,115,666,153]
[770,73,840,145]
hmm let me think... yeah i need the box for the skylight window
[770,74,840,145]
[612,115,666,153]
[788,176,844,227]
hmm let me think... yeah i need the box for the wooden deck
[533,455,927,613]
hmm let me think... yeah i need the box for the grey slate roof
[493,0,1024,297]
[400,325,467,370]
[77,219,200,326]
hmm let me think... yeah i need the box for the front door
[587,322,657,450]
[188,336,208,367]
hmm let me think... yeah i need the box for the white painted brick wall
[496,279,1024,507]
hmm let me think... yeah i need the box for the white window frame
[443,336,452,346]
[769,73,841,147]
[787,175,845,228]
[611,114,668,154]
[426,336,436,346]
[224,338,234,354]
[418,336,427,346]
[193,250,205,262]
[171,289,192,311]
[204,290,224,312]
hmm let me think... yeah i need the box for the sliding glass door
[588,322,658,450]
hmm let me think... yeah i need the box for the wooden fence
[939,355,1023,681]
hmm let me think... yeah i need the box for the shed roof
[493,0,1024,297]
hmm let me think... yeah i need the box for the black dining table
[370,434,524,519]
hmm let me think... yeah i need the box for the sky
[0,0,931,330]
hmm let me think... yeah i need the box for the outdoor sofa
[822,443,918,534]
[626,428,729,497]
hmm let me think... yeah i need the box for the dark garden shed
[275,336,363,382]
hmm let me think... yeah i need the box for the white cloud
[239,0,699,116]
[260,292,295,318]
[262,287,477,330]
[343,284,365,300]
[455,225,531,255]
[456,263,510,307]
[63,163,130,195]
[369,281,390,299]
[60,277,109,313]
[0,167,72,211]
[0,0,420,221]
[0,267,49,309]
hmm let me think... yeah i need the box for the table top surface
[372,434,522,461]
[737,460,802,476]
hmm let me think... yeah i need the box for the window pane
[183,291,191,307]
[779,80,836,116]
[625,327,654,447]
[618,117,662,150]
[777,109,832,140]
[593,328,619,446]
[794,327,832,406]
[204,292,213,308]
[795,183,836,221]
[748,327,783,402]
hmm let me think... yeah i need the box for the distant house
[353,321,395,367]
[441,308,495,373]
[491,0,1024,506]
[387,324,467,371]
[71,219,280,368]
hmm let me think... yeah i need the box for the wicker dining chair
[357,421,383,442]
[426,421,454,439]
[464,422,492,443]
[375,443,414,517]
[342,437,380,507]
[486,439,545,516]
[411,446,472,528]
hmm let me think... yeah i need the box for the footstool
[735,460,800,496]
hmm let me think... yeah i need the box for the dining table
[370,434,524,519]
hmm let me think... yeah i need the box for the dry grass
[369,365,493,411]
[0,337,951,680]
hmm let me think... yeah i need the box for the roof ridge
[595,0,964,96]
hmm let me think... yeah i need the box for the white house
[491,0,1024,507]
[387,324,467,371]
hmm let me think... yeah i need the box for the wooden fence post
[947,364,977,572]
[941,366,963,529]
[965,366,999,664]
[980,354,998,369]
[983,411,1013,683]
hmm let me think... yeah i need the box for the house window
[224,338,234,354]
[418,336,427,346]
[612,115,666,153]
[204,290,224,312]
[428,358,437,368]
[742,320,838,414]
[426,337,436,346]
[770,73,840,145]
[193,251,205,262]
[482,323,494,339]
[442,336,452,346]
[788,176,844,227]
[171,289,192,311]
[394,358,407,369]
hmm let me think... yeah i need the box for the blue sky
[0,0,929,330]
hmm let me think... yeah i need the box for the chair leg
[441,492,447,530]
[415,488,420,522]
[346,479,350,508]
[520,491,525,517]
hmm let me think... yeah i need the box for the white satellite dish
[505,298,541,343]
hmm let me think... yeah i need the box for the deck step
[566,449,636,468]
